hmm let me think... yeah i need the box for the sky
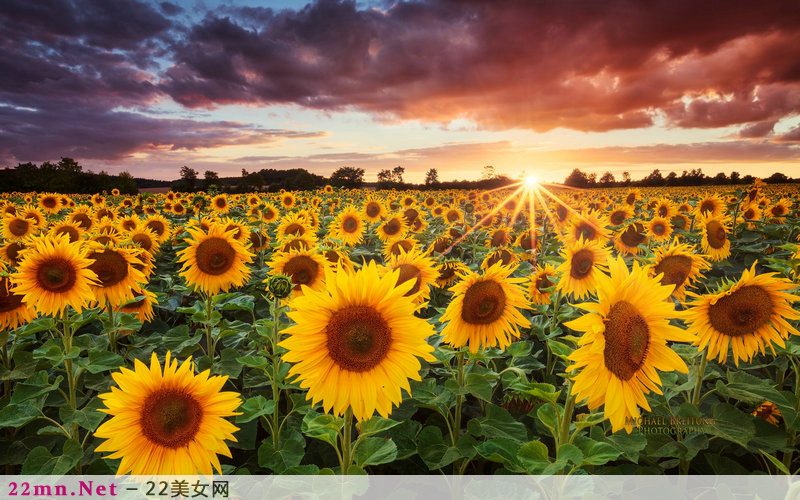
[1,0,800,184]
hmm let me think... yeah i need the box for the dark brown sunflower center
[625,193,636,205]
[342,216,358,233]
[146,220,165,236]
[574,222,596,242]
[36,258,78,293]
[326,306,392,372]
[485,249,513,268]
[658,206,668,217]
[744,208,756,219]
[461,279,506,325]
[324,250,341,265]
[89,250,129,288]
[71,213,92,229]
[132,233,153,251]
[284,223,304,235]
[708,285,773,337]
[535,274,553,291]
[9,218,30,236]
[652,222,666,235]
[570,249,595,279]
[383,219,401,235]
[771,205,785,216]
[603,301,650,381]
[446,210,460,222]
[42,197,58,208]
[195,237,236,276]
[283,255,319,289]
[0,277,24,313]
[6,242,23,264]
[264,208,275,219]
[556,205,568,221]
[699,200,716,214]
[215,199,226,208]
[610,210,626,225]
[491,231,508,247]
[403,209,419,223]
[706,220,727,249]
[438,266,457,282]
[671,215,687,230]
[396,264,422,296]
[97,208,113,219]
[654,255,693,290]
[366,202,380,217]
[433,238,450,253]
[121,220,137,231]
[140,389,202,448]
[520,233,534,251]
[249,231,267,249]
[390,240,413,257]
[120,296,146,312]
[620,223,646,248]
[283,196,293,206]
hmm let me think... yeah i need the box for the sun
[524,175,539,187]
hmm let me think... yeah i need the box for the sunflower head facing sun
[683,262,800,366]
[279,261,436,421]
[11,233,98,316]
[178,222,254,295]
[555,237,611,300]
[566,257,692,433]
[95,351,241,475]
[440,262,531,353]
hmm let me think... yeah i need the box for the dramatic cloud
[2,0,799,171]
[160,0,800,131]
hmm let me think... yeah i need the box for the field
[0,181,799,476]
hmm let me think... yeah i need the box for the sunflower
[381,249,438,304]
[39,193,61,214]
[741,203,762,228]
[529,263,557,305]
[220,218,250,244]
[623,189,641,206]
[362,198,386,222]
[2,214,36,241]
[444,207,463,224]
[211,194,229,214]
[440,262,530,353]
[699,214,731,262]
[564,210,609,246]
[117,215,140,233]
[94,351,241,475]
[566,256,691,433]
[69,206,95,231]
[269,249,327,297]
[767,199,790,220]
[515,229,541,261]
[143,214,172,244]
[649,241,710,302]
[0,241,25,267]
[435,260,468,288]
[613,222,648,255]
[329,206,365,246]
[481,247,519,270]
[95,206,117,222]
[555,238,611,300]
[382,239,416,260]
[428,236,452,256]
[117,288,158,323]
[695,194,725,218]
[683,263,800,366]
[319,247,354,273]
[87,243,147,308]
[646,216,672,242]
[277,213,314,242]
[487,228,513,248]
[128,227,160,255]
[280,192,296,210]
[671,213,690,232]
[10,234,98,316]
[178,223,254,295]
[376,215,408,243]
[0,274,37,330]
[607,206,633,227]
[279,261,436,421]
[653,198,676,219]
[248,230,270,251]
[260,203,279,223]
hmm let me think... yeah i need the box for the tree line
[0,158,139,194]
[563,168,797,189]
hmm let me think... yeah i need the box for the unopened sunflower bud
[268,273,293,299]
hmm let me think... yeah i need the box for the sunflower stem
[204,293,215,364]
[106,299,117,354]
[690,350,708,407]
[452,349,466,448]
[60,309,79,440]
[341,407,354,474]
[558,380,575,449]
[271,296,282,451]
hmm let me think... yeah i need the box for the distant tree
[742,174,756,185]
[665,171,678,185]
[425,168,439,186]
[482,165,497,180]
[116,171,138,195]
[622,171,631,186]
[765,172,789,184]
[203,170,220,190]
[643,169,665,186]
[730,171,741,184]
[564,168,590,188]
[599,171,615,186]
[711,172,729,185]
[179,166,198,191]
[330,166,365,188]
[392,166,405,183]
[377,169,393,183]
[587,172,598,187]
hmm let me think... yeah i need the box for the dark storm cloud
[3,0,800,165]
[160,0,800,131]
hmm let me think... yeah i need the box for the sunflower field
[1,181,799,476]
